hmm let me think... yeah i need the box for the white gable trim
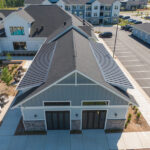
[12,70,137,109]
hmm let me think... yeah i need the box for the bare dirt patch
[124,106,150,132]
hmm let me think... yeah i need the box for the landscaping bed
[123,106,150,132]
[15,117,47,135]
[106,106,150,133]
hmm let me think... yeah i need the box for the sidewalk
[95,33,150,126]
[107,131,150,150]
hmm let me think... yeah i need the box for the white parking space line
[125,64,145,67]
[142,87,150,89]
[135,78,150,80]
[118,55,136,58]
[121,60,139,62]
[117,51,132,54]
[132,70,150,73]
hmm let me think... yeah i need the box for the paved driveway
[95,26,150,98]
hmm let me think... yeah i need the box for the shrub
[128,113,132,119]
[127,117,131,123]
[125,122,128,129]
[132,106,136,110]
[1,67,13,85]
[135,108,138,114]
[137,112,141,120]
[6,53,12,61]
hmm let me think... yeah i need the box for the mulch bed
[123,106,150,132]
[105,106,150,133]
[15,117,47,135]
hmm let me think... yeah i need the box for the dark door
[82,110,106,129]
[46,111,70,130]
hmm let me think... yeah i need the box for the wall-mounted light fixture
[114,113,117,117]
[75,113,78,117]
[34,114,37,118]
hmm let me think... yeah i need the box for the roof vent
[83,19,85,25]
[64,21,67,26]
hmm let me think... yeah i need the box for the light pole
[113,18,119,58]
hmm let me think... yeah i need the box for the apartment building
[24,0,121,25]
[120,0,148,10]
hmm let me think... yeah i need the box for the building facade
[11,6,137,132]
[132,23,150,44]
[120,0,148,11]
[25,0,121,25]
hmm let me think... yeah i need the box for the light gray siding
[22,84,128,107]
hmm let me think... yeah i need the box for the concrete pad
[71,134,83,150]
[25,135,47,150]
[0,109,21,136]
[122,132,143,149]
[82,130,109,150]
[45,131,70,150]
[137,132,150,148]
[106,133,126,150]
[0,136,12,150]
[8,136,27,150]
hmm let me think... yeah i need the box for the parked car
[128,27,133,32]
[125,25,133,31]
[121,25,133,31]
[130,19,137,23]
[134,21,142,24]
[122,16,130,20]
[99,32,113,38]
[119,15,123,18]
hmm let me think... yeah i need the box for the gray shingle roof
[134,23,150,35]
[17,41,56,89]
[17,9,35,23]
[24,5,72,37]
[24,0,118,5]
[13,28,137,108]
[24,0,44,4]
[0,10,15,19]
[90,40,133,89]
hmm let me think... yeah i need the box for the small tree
[1,67,13,85]
[6,53,12,61]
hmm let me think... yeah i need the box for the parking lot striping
[142,87,150,89]
[125,64,145,67]
[121,60,139,62]
[130,70,150,73]
[135,78,150,80]
[117,51,132,54]
[118,55,136,58]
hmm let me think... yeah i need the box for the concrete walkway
[95,33,150,126]
[0,106,150,150]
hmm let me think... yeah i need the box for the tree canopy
[0,0,24,8]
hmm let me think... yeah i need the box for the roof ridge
[72,30,77,69]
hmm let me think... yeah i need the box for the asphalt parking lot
[95,26,150,97]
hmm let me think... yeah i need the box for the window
[65,5,70,11]
[72,5,76,9]
[115,5,118,9]
[94,6,98,10]
[10,26,24,35]
[79,11,83,16]
[94,13,97,17]
[100,6,104,10]
[86,12,91,17]
[44,102,70,106]
[80,5,84,9]
[82,101,108,106]
[86,5,91,11]
[13,42,27,50]
[105,6,111,11]
[73,11,77,15]
[100,12,103,16]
